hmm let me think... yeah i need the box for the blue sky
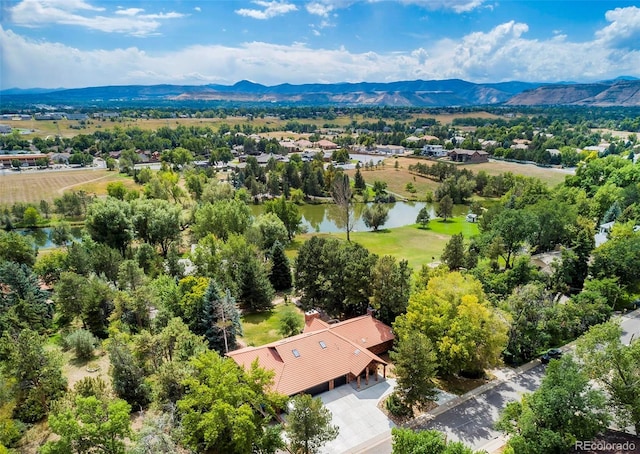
[1,0,640,89]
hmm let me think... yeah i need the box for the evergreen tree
[240,255,275,312]
[199,282,242,354]
[354,164,366,194]
[107,339,150,411]
[416,207,430,228]
[269,241,292,291]
[436,195,454,221]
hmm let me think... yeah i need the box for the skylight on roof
[354,349,361,355]
[319,341,327,349]
[292,349,300,358]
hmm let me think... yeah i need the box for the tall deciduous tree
[40,395,132,454]
[497,355,610,453]
[285,394,339,454]
[394,272,508,376]
[178,351,287,454]
[193,199,253,241]
[265,196,303,241]
[576,321,640,435]
[392,428,481,454]
[85,198,133,255]
[370,256,411,326]
[331,173,354,241]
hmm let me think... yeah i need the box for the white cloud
[194,6,201,12]
[235,1,297,19]
[115,8,145,16]
[398,0,486,13]
[3,8,640,89]
[8,0,185,36]
[596,6,640,49]
[306,0,352,17]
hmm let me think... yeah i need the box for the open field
[288,217,480,271]
[399,156,571,187]
[0,169,139,204]
[347,161,440,200]
[4,110,503,139]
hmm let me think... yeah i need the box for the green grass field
[240,303,304,347]
[287,216,480,271]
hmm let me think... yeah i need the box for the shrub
[385,391,412,418]
[65,329,98,361]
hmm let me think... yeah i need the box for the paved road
[354,310,640,454]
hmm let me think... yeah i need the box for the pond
[251,201,468,234]
[18,226,84,249]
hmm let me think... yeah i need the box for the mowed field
[0,169,138,205]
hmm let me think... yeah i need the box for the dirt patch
[62,348,112,389]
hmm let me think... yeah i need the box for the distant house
[421,144,447,157]
[228,311,394,396]
[0,125,11,134]
[375,144,405,155]
[449,149,489,164]
[0,152,48,168]
[465,213,479,223]
[316,139,338,150]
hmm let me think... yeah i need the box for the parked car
[541,348,563,364]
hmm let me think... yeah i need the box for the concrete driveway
[318,378,397,454]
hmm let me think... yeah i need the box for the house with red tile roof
[227,311,394,396]
[316,139,338,150]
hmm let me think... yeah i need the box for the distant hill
[2,78,640,107]
[505,80,640,107]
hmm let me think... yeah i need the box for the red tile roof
[228,315,393,396]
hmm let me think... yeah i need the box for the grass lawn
[240,303,304,347]
[288,216,480,271]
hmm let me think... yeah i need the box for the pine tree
[240,257,275,312]
[269,241,292,291]
[442,233,465,270]
[200,281,242,354]
[354,164,366,194]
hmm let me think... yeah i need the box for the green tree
[0,231,36,266]
[285,394,339,454]
[40,395,131,454]
[248,213,289,250]
[370,256,411,326]
[265,196,303,241]
[354,165,366,194]
[576,321,640,435]
[436,195,453,221]
[362,203,389,231]
[85,198,133,255]
[391,428,481,454]
[107,339,150,411]
[131,199,182,256]
[178,351,287,454]
[441,233,465,270]
[192,199,252,241]
[278,306,303,338]
[389,332,438,413]
[416,207,431,228]
[331,173,354,241]
[269,241,292,291]
[485,209,535,269]
[50,220,72,247]
[106,182,128,200]
[0,330,67,423]
[199,282,242,354]
[497,355,610,454]
[22,206,40,227]
[395,272,508,376]
[372,180,388,201]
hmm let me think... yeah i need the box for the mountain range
[2,78,640,108]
